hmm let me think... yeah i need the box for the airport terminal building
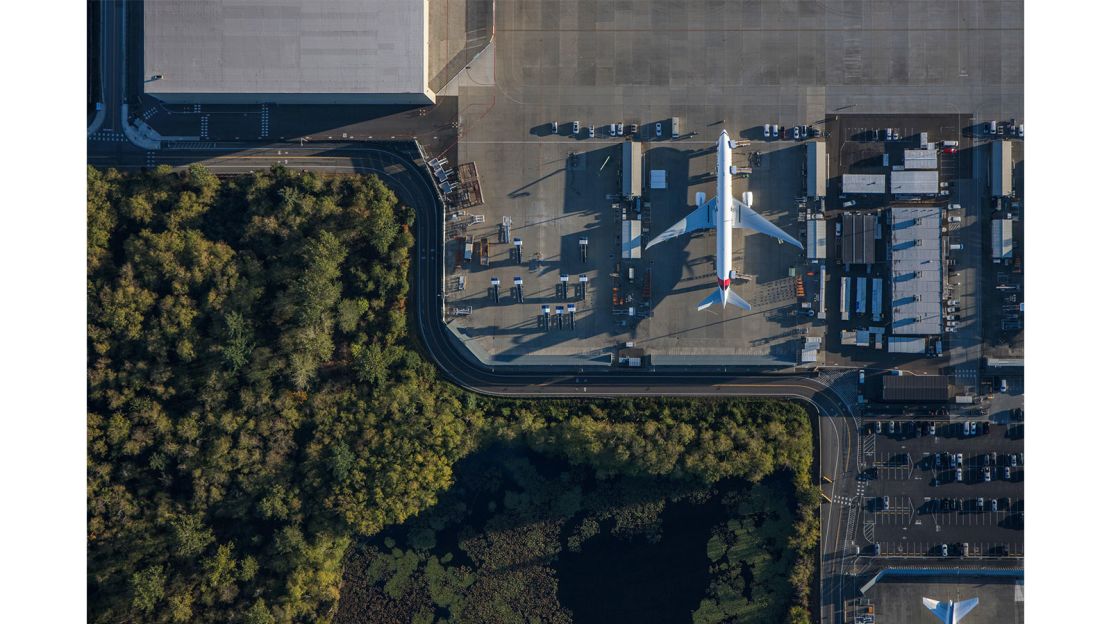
[143,0,435,105]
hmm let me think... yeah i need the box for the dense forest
[87,165,817,623]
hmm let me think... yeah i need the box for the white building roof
[842,174,887,194]
[890,206,944,335]
[622,142,643,197]
[807,142,827,197]
[144,0,433,104]
[891,170,939,195]
[887,336,928,354]
[806,218,827,260]
[903,149,938,170]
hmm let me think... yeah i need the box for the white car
[763,124,771,138]
[572,120,581,134]
[948,215,962,223]
[772,124,780,139]
[550,121,558,133]
[655,122,663,137]
[588,125,596,138]
[793,126,801,140]
[609,123,617,136]
[616,122,624,136]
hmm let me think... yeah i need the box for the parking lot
[861,417,1024,560]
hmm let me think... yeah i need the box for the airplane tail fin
[922,597,979,624]
[696,287,753,312]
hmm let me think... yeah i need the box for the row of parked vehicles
[563,118,679,139]
[762,123,820,140]
[866,419,995,438]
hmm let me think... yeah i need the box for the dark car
[983,421,991,434]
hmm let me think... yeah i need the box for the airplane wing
[922,597,979,624]
[733,198,803,250]
[645,197,716,250]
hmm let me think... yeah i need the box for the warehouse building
[890,170,939,195]
[143,0,436,104]
[992,140,1014,197]
[842,173,887,194]
[881,374,951,402]
[841,213,877,265]
[902,148,938,170]
[889,206,943,336]
[806,142,827,197]
[806,217,827,261]
[622,141,643,198]
[992,218,1014,261]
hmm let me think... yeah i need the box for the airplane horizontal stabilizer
[696,287,752,312]
[922,597,979,624]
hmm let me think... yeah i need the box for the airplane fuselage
[715,130,734,298]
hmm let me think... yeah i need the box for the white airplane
[644,129,802,311]
[922,597,979,624]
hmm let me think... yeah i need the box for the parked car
[793,125,802,140]
[955,468,962,482]
[616,122,624,136]
[963,421,971,436]
[928,422,936,436]
[572,120,581,134]
[882,496,890,511]
[763,123,771,138]
[991,498,999,512]
[941,544,949,557]
[588,125,596,138]
[1004,467,1012,480]
[772,124,780,139]
[655,122,663,137]
[948,215,962,223]
[943,147,958,154]
[983,467,991,482]
[550,121,558,133]
[956,453,963,467]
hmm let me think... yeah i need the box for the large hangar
[143,0,435,105]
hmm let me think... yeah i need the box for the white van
[671,117,680,138]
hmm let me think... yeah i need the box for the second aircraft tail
[696,286,753,312]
